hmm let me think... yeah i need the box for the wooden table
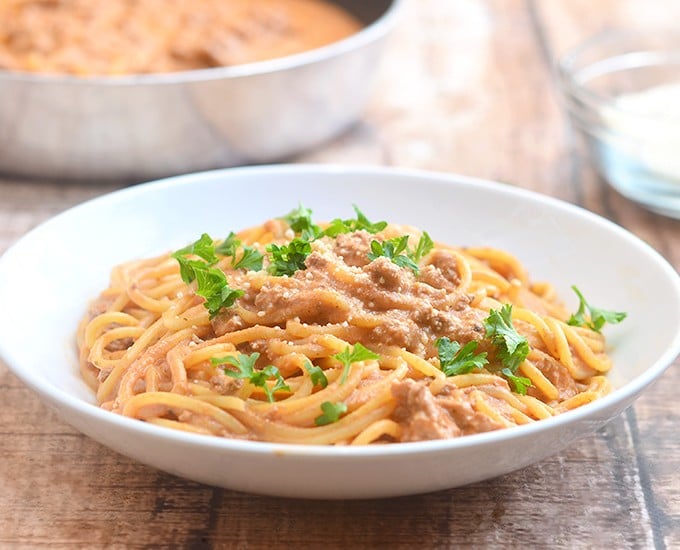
[2,1,679,547]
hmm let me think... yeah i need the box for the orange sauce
[0,0,362,75]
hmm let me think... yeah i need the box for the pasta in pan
[77,205,625,444]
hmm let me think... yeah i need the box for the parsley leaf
[303,360,328,389]
[193,264,244,318]
[213,233,263,272]
[484,304,530,372]
[212,352,258,378]
[258,365,291,402]
[215,232,240,257]
[368,236,420,275]
[232,246,264,271]
[173,235,244,317]
[323,205,388,237]
[211,352,290,402]
[314,401,348,426]
[267,238,312,276]
[172,233,218,265]
[351,205,388,234]
[567,286,627,333]
[332,343,380,384]
[435,337,488,376]
[173,256,207,284]
[501,367,532,395]
[283,204,322,239]
[322,218,353,238]
[411,232,434,263]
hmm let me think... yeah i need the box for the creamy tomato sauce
[0,0,362,75]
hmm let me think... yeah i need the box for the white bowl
[1,165,679,499]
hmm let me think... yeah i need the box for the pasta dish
[77,205,625,444]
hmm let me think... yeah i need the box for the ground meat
[333,230,372,267]
[419,250,462,291]
[392,379,462,441]
[391,379,503,442]
[211,313,246,337]
[365,257,410,293]
[209,373,242,395]
[212,232,489,356]
[252,280,351,325]
[437,391,504,435]
[105,337,134,352]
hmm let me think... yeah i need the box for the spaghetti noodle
[77,207,621,444]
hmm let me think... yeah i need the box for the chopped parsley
[332,343,380,384]
[214,233,264,272]
[366,232,433,275]
[266,238,312,276]
[172,233,219,265]
[282,204,323,240]
[501,367,532,395]
[193,264,244,318]
[271,204,389,277]
[567,286,627,333]
[314,401,348,426]
[214,232,240,257]
[211,352,290,403]
[435,337,488,376]
[232,245,264,271]
[411,232,434,263]
[484,304,530,372]
[483,304,532,393]
[324,205,388,237]
[368,235,420,275]
[172,234,244,318]
[304,360,328,389]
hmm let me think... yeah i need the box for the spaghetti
[77,207,621,445]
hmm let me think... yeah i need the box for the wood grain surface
[1,1,679,548]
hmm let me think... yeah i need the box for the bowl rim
[1,164,680,458]
[557,29,680,123]
[0,0,403,86]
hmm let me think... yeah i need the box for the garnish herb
[483,304,530,372]
[267,238,312,276]
[368,235,420,275]
[173,233,218,265]
[193,264,244,318]
[274,204,389,277]
[304,360,328,389]
[501,367,532,395]
[284,203,387,239]
[324,205,388,237]
[214,232,264,272]
[567,286,627,333]
[232,245,264,271]
[214,232,240,257]
[211,352,290,403]
[483,304,532,392]
[366,232,433,275]
[314,401,348,426]
[332,343,380,384]
[411,232,434,263]
[172,234,244,318]
[283,204,323,240]
[435,337,488,376]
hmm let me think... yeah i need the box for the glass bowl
[558,31,680,218]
